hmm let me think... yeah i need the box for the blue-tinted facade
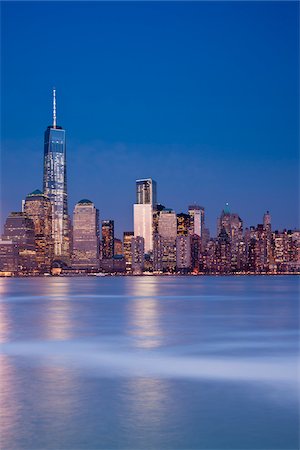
[43,125,70,260]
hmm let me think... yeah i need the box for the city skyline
[1,1,298,238]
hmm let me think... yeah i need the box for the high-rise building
[0,240,19,273]
[102,220,114,259]
[177,213,190,236]
[158,209,177,271]
[114,238,123,256]
[43,89,70,262]
[24,189,53,271]
[176,235,191,271]
[131,236,145,274]
[123,231,134,272]
[190,234,202,272]
[2,212,36,272]
[134,178,157,253]
[72,199,100,269]
[188,205,205,237]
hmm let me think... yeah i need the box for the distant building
[153,233,163,272]
[24,189,53,271]
[131,236,145,274]
[177,213,190,236]
[114,238,123,256]
[0,240,19,273]
[176,235,191,271]
[123,231,134,272]
[216,227,231,273]
[134,178,157,253]
[2,212,36,272]
[43,89,70,262]
[72,199,100,269]
[102,220,114,259]
[190,234,202,272]
[188,205,205,237]
[158,209,177,272]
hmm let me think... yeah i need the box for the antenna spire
[53,88,56,128]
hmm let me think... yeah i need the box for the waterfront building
[72,199,100,269]
[43,89,70,262]
[102,220,114,259]
[2,212,36,272]
[123,231,134,272]
[153,233,163,272]
[131,236,145,274]
[0,240,19,273]
[134,178,157,253]
[216,227,231,273]
[176,235,191,271]
[158,209,177,271]
[188,205,205,237]
[190,234,202,272]
[177,213,190,236]
[24,189,53,271]
[114,238,123,256]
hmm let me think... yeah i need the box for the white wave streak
[2,341,297,384]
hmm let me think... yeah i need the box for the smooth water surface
[0,276,299,449]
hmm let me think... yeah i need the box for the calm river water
[0,276,299,449]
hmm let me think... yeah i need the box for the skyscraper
[131,236,145,274]
[102,220,114,259]
[43,89,70,262]
[188,205,205,237]
[72,199,100,269]
[123,231,134,272]
[2,212,37,272]
[24,189,53,271]
[158,209,177,271]
[133,178,157,253]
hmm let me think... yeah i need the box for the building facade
[43,89,70,262]
[102,220,114,259]
[72,199,100,269]
[24,189,53,271]
[134,178,157,253]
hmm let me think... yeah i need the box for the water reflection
[0,302,11,344]
[120,376,172,446]
[0,355,19,448]
[127,278,163,349]
[43,279,73,341]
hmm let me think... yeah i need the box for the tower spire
[53,88,56,128]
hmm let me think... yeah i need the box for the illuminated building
[158,209,177,271]
[190,234,201,272]
[131,236,145,274]
[72,199,100,269]
[188,205,205,237]
[24,189,53,271]
[134,178,157,253]
[2,212,36,272]
[177,213,190,236]
[176,235,191,271]
[43,89,70,262]
[216,227,231,273]
[114,238,123,256]
[123,231,134,272]
[102,220,114,259]
[153,233,163,272]
[0,240,19,273]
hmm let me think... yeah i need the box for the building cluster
[1,92,299,276]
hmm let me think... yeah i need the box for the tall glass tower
[43,89,70,261]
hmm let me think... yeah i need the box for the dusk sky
[1,1,299,238]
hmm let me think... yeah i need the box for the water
[0,276,299,450]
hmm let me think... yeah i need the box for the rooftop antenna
[53,88,56,128]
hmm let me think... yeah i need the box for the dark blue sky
[1,1,299,237]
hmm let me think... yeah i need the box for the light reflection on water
[0,276,299,450]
